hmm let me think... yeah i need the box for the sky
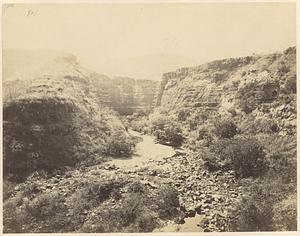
[2,3,296,80]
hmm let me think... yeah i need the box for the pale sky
[2,3,296,79]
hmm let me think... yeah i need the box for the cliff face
[3,50,134,180]
[3,49,159,116]
[157,47,296,134]
[88,74,159,115]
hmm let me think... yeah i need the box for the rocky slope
[2,50,137,181]
[152,46,297,231]
[3,49,159,116]
[88,74,159,115]
[157,46,296,134]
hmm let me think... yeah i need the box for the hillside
[3,49,159,115]
[3,69,135,183]
[129,46,297,232]
[158,47,296,132]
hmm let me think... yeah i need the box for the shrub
[272,193,297,231]
[212,137,268,177]
[213,119,238,138]
[177,108,191,121]
[228,177,296,231]
[154,185,181,220]
[285,75,296,94]
[229,195,273,231]
[3,180,15,201]
[185,111,209,130]
[3,192,69,233]
[4,177,183,233]
[240,116,279,134]
[277,60,290,75]
[69,179,124,213]
[79,192,158,233]
[105,129,136,157]
[130,117,150,134]
[149,113,183,147]
[257,134,296,184]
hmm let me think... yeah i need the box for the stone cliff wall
[156,47,296,134]
[88,74,159,115]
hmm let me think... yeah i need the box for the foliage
[213,119,238,138]
[240,115,279,134]
[78,183,182,233]
[104,129,136,157]
[3,180,15,201]
[154,185,182,219]
[211,137,268,177]
[130,116,150,134]
[149,112,183,147]
[3,191,69,233]
[257,134,296,184]
[284,75,297,94]
[272,193,297,231]
[3,177,182,233]
[228,177,296,231]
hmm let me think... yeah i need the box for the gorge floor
[96,130,244,232]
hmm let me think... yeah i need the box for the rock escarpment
[152,46,297,232]
[157,47,296,134]
[3,50,140,180]
[88,74,159,115]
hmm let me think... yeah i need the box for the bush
[213,119,238,138]
[105,129,136,157]
[79,192,157,233]
[202,154,221,172]
[185,124,215,151]
[285,75,296,94]
[130,118,150,134]
[3,192,69,233]
[4,176,183,233]
[149,113,183,147]
[272,193,297,231]
[228,177,296,231]
[154,185,181,220]
[257,134,296,184]
[78,183,181,233]
[212,137,268,177]
[3,180,15,201]
[185,111,209,130]
[177,108,191,121]
[240,116,279,134]
[229,195,273,231]
[69,179,124,212]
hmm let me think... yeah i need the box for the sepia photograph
[1,0,298,233]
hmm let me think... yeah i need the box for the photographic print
[1,1,297,233]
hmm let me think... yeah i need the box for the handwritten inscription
[26,10,38,17]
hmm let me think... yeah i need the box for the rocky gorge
[2,47,297,232]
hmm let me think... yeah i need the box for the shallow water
[108,130,176,170]
[155,214,204,232]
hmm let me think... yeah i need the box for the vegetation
[3,178,182,233]
[3,47,296,233]
[213,137,268,177]
[149,111,184,147]
[228,177,296,231]
[213,119,238,138]
[104,129,136,157]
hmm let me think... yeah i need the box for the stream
[107,130,176,170]
[106,130,204,232]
